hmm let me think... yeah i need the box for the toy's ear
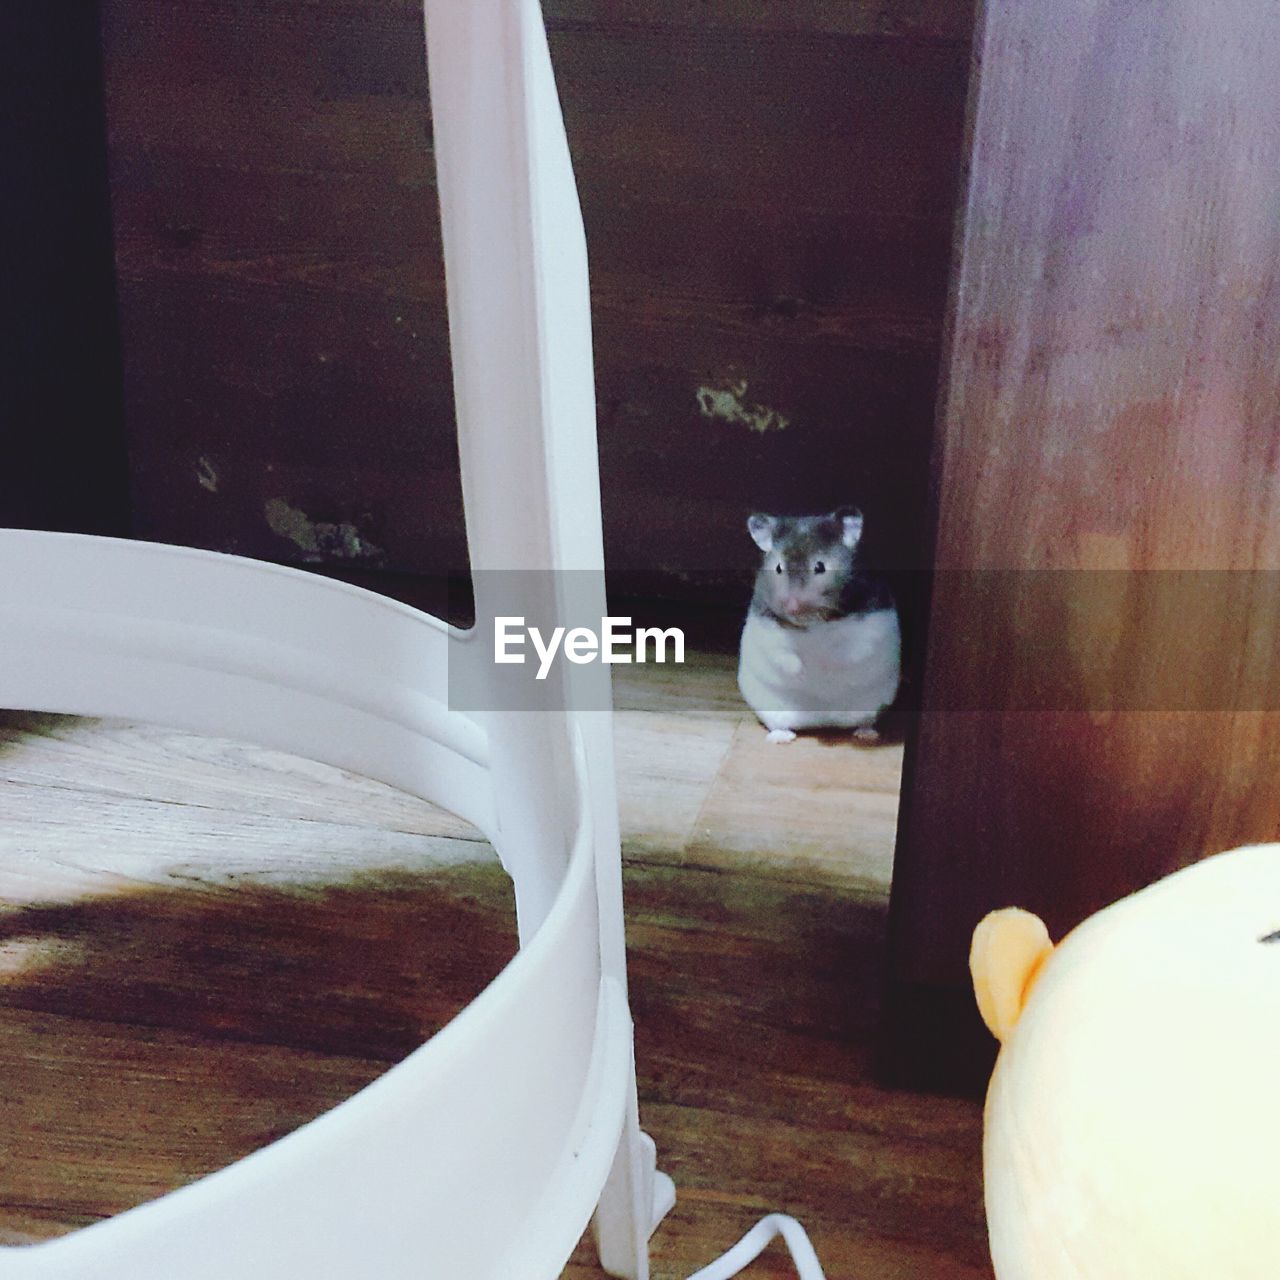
[970,908,1055,1044]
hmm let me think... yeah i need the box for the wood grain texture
[0,652,901,896]
[0,676,984,1277]
[98,0,973,606]
[889,0,1280,1030]
[0,701,983,1280]
[683,721,904,890]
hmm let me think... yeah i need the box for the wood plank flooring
[0,654,991,1277]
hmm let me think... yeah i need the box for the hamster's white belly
[737,608,901,732]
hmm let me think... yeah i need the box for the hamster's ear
[834,506,863,549]
[747,513,776,552]
[970,908,1054,1044]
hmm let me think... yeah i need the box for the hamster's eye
[775,563,783,575]
[814,561,826,575]
[1260,930,1280,944]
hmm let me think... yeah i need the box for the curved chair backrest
[0,2,666,1277]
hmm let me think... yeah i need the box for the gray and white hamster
[737,507,901,743]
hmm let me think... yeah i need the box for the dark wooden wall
[886,0,1280,1091]
[98,0,974,613]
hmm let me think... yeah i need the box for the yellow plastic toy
[971,844,1280,1279]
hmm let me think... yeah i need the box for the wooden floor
[0,653,991,1277]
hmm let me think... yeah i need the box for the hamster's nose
[783,595,800,614]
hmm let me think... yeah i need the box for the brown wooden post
[886,0,1280,1091]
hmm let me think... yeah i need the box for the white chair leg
[593,1063,675,1280]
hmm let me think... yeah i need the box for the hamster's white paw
[766,728,797,744]
[777,653,803,677]
[852,726,880,744]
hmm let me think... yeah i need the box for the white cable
[686,1213,827,1280]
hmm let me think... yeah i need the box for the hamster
[737,507,900,743]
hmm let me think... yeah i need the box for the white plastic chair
[0,1,674,1275]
